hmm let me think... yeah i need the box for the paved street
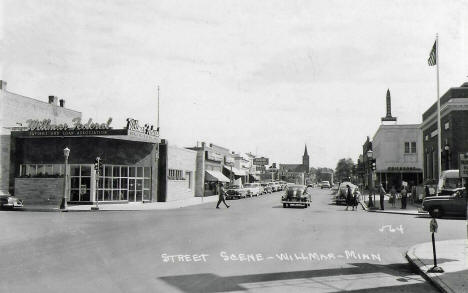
[0,189,465,293]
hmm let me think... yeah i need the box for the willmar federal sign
[11,117,160,143]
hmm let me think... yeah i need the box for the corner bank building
[10,119,160,206]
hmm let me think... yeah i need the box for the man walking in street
[401,185,408,209]
[216,182,230,209]
[379,184,386,210]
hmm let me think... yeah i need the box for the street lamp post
[367,150,374,208]
[60,147,70,211]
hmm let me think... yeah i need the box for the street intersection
[0,188,465,292]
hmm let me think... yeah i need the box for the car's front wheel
[283,203,286,208]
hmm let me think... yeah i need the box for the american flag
[428,41,437,66]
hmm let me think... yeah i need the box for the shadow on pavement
[160,262,427,293]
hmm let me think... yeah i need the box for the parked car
[281,184,311,208]
[274,182,282,191]
[334,182,357,205]
[244,183,262,197]
[0,195,23,209]
[422,187,467,218]
[320,181,331,189]
[225,185,248,199]
[261,183,272,194]
[268,182,277,192]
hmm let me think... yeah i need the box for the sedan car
[422,188,467,218]
[0,195,24,209]
[281,184,311,208]
[225,185,248,199]
[334,182,358,205]
[261,183,273,194]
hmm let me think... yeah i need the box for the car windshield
[228,185,241,189]
[444,178,461,189]
[244,184,253,187]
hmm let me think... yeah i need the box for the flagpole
[436,34,442,179]
[157,85,160,134]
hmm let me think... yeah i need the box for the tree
[335,158,355,182]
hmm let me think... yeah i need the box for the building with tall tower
[370,89,423,190]
[278,145,310,184]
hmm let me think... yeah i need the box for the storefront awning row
[205,170,230,182]
[223,166,247,176]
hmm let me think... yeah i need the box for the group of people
[345,185,361,211]
[378,184,409,210]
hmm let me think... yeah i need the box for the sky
[1,0,467,169]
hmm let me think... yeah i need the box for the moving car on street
[0,194,23,209]
[243,183,262,197]
[320,181,331,189]
[281,184,311,208]
[422,187,467,218]
[225,185,248,199]
[268,182,277,192]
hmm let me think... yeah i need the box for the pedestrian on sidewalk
[390,186,396,207]
[345,185,352,211]
[353,187,360,211]
[216,182,230,209]
[379,184,386,210]
[400,186,408,209]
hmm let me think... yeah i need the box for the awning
[224,166,247,176]
[205,170,230,182]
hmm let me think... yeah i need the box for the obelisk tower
[381,89,397,123]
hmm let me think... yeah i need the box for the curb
[405,246,454,293]
[361,200,428,216]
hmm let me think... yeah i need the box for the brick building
[421,82,468,180]
[0,80,81,196]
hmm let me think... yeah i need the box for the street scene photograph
[1,0,467,292]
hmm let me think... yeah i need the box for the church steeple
[302,144,309,173]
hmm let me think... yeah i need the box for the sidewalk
[21,196,219,212]
[406,239,468,293]
[360,193,428,216]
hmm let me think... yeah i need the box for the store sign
[253,157,269,166]
[23,117,114,136]
[26,117,113,131]
[126,118,159,137]
[387,166,420,171]
[206,151,223,162]
[459,153,468,178]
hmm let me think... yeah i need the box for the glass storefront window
[20,163,151,203]
[71,166,80,176]
[144,167,151,178]
[45,165,53,175]
[113,166,120,177]
[81,166,91,176]
[37,165,45,175]
[96,164,151,202]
